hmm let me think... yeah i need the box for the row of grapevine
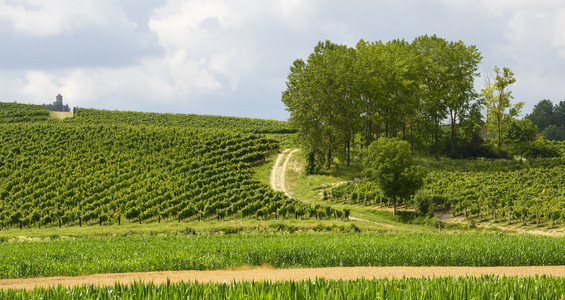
[67,108,296,134]
[0,123,327,228]
[327,158,565,226]
[0,102,50,123]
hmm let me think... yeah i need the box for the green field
[2,233,565,279]
[2,103,565,298]
[4,277,565,299]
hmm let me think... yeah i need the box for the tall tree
[443,41,482,153]
[412,35,450,155]
[481,66,524,147]
[283,41,360,168]
[526,99,556,132]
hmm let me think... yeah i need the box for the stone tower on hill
[45,94,70,112]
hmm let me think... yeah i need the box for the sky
[1,0,565,120]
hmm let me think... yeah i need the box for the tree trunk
[450,109,456,153]
[507,209,511,224]
[346,139,351,167]
[392,195,397,216]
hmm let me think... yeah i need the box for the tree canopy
[363,138,425,216]
[282,35,483,168]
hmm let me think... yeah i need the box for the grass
[284,150,444,233]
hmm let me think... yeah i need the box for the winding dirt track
[3,266,565,290]
[269,148,298,197]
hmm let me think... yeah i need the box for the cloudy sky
[1,0,564,120]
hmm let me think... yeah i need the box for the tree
[526,99,557,132]
[363,138,426,216]
[481,66,524,147]
[443,41,482,153]
[282,41,360,169]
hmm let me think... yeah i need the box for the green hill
[0,102,49,123]
[0,122,311,228]
[68,108,296,134]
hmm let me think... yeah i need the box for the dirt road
[3,266,565,290]
[269,149,299,198]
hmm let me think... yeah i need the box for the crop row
[67,108,296,134]
[327,158,565,225]
[0,123,319,228]
[4,277,565,299]
[0,102,49,123]
[2,233,565,279]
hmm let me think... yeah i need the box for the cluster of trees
[283,35,484,169]
[526,99,565,141]
[283,36,555,169]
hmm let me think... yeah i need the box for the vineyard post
[118,215,121,225]
[79,217,82,227]
[178,215,181,222]
[19,220,22,230]
[99,216,102,226]
[59,219,61,228]
[158,215,161,223]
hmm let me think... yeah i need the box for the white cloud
[0,0,136,37]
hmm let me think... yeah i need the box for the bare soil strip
[49,111,74,120]
[3,266,565,290]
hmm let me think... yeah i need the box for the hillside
[0,122,312,228]
[67,108,296,134]
[0,102,49,123]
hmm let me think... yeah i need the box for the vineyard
[327,158,565,226]
[67,108,296,134]
[0,122,330,229]
[4,277,565,299]
[0,102,49,123]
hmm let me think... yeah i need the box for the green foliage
[543,125,565,141]
[527,99,565,132]
[0,122,313,227]
[413,190,434,216]
[363,138,426,215]
[330,157,565,224]
[0,102,50,123]
[481,66,524,147]
[510,138,560,159]
[506,119,539,143]
[283,36,483,168]
[68,108,295,134]
[4,276,565,299]
[3,233,565,278]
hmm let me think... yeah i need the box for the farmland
[4,276,565,299]
[3,233,565,279]
[2,103,565,297]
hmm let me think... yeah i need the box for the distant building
[45,94,70,112]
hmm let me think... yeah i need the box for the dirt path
[3,266,565,290]
[49,111,74,120]
[270,149,299,198]
[348,216,397,228]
